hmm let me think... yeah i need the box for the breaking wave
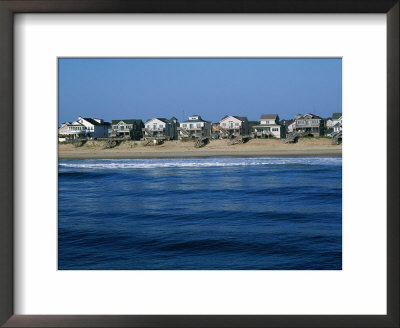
[59,156,342,170]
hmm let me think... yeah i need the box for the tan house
[253,114,284,138]
[218,115,249,138]
[178,115,211,139]
[292,113,324,136]
[325,118,333,128]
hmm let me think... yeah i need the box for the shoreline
[59,149,342,160]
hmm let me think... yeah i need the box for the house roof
[260,114,278,120]
[332,113,342,120]
[220,115,248,122]
[81,118,110,126]
[81,118,103,126]
[111,119,143,125]
[70,122,85,127]
[296,113,322,120]
[144,118,170,124]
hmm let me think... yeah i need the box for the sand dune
[59,138,342,159]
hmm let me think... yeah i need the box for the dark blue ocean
[58,156,342,270]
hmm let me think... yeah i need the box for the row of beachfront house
[59,113,342,141]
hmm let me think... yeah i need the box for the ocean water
[58,156,342,270]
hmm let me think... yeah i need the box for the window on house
[197,123,201,128]
[182,124,187,128]
[222,123,226,126]
[235,123,239,126]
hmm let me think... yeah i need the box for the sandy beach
[59,138,342,159]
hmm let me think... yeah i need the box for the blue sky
[58,58,341,124]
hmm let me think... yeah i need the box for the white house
[287,121,296,133]
[253,114,284,138]
[58,117,110,140]
[332,113,342,133]
[143,117,178,140]
[218,115,249,138]
[178,115,211,139]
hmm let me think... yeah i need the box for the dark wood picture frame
[0,1,398,327]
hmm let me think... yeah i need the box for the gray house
[292,113,324,136]
[109,119,144,140]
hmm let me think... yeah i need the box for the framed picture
[0,1,398,327]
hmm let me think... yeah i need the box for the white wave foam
[59,157,342,170]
